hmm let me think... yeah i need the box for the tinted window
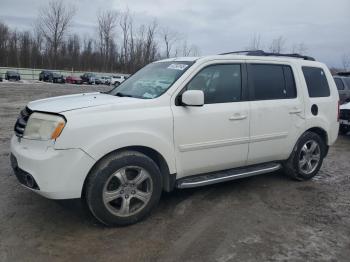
[302,67,330,97]
[249,64,297,100]
[334,78,345,90]
[344,78,350,89]
[186,64,241,104]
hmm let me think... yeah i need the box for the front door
[172,63,250,178]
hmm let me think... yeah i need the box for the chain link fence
[0,67,128,81]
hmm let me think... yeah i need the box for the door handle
[289,108,302,114]
[229,114,247,121]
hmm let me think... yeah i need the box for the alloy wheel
[298,140,321,175]
[102,166,153,217]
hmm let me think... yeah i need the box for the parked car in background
[39,71,65,83]
[92,75,102,85]
[80,73,96,84]
[111,75,127,86]
[11,51,339,226]
[339,102,350,134]
[66,75,83,84]
[5,71,20,81]
[100,76,111,85]
[334,72,350,104]
[39,71,53,82]
[52,73,65,83]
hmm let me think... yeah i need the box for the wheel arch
[82,145,176,199]
[306,127,328,145]
[303,127,329,157]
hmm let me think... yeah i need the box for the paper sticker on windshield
[167,64,188,71]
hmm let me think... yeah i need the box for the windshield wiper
[115,92,134,97]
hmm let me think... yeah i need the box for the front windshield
[109,61,194,99]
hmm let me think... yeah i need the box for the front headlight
[23,112,66,140]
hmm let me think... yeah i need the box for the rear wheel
[85,151,162,226]
[283,132,326,181]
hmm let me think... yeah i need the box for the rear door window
[302,67,330,97]
[248,64,297,100]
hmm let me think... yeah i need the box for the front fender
[57,129,176,174]
[86,131,176,173]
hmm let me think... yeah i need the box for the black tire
[339,126,349,135]
[85,150,162,226]
[283,132,326,181]
[114,81,120,87]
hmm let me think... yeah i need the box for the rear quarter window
[302,67,330,97]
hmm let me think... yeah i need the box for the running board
[176,163,282,189]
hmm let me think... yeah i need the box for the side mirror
[181,90,204,106]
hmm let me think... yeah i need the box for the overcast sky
[1,0,349,68]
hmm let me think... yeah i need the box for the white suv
[110,75,127,86]
[10,51,339,226]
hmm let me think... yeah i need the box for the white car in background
[100,76,111,85]
[110,75,127,86]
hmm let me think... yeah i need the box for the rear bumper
[10,135,96,199]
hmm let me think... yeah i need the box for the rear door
[247,62,305,164]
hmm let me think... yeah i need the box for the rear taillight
[337,100,340,122]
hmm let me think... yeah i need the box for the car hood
[340,102,350,110]
[27,92,139,113]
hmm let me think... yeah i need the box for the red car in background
[66,75,83,84]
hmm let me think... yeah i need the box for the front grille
[14,107,32,137]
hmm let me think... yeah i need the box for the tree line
[0,1,200,74]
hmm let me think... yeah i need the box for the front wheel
[85,151,162,226]
[283,132,326,181]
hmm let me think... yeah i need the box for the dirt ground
[0,82,349,262]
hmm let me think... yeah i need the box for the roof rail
[219,50,316,61]
[336,71,350,76]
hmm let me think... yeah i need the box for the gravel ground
[0,82,349,262]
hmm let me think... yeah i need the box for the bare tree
[269,36,286,53]
[161,27,179,58]
[341,53,350,71]
[0,22,10,65]
[0,6,201,73]
[97,10,118,71]
[178,40,200,57]
[246,34,262,50]
[144,20,158,63]
[120,9,132,67]
[291,42,308,55]
[37,0,76,67]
